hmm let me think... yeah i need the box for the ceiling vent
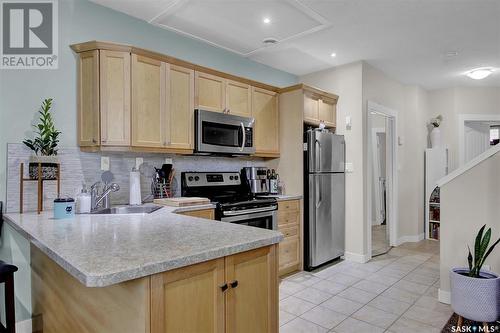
[262,37,279,46]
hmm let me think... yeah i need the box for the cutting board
[153,197,211,207]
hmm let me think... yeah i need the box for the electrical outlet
[135,157,143,169]
[345,162,354,173]
[101,156,110,171]
[165,158,172,164]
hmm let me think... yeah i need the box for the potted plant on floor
[23,98,61,180]
[450,225,500,323]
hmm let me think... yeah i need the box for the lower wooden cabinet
[277,199,302,276]
[151,245,278,333]
[177,209,215,219]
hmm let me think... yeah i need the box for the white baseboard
[438,288,451,304]
[344,251,369,263]
[16,318,32,333]
[396,233,425,246]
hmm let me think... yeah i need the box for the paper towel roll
[129,170,142,205]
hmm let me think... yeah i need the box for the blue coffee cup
[54,197,75,219]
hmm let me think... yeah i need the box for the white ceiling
[91,0,500,90]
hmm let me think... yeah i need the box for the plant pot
[450,268,500,322]
[430,127,442,148]
[28,155,59,180]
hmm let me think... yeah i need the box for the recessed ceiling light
[330,52,337,58]
[465,67,495,80]
[263,17,271,24]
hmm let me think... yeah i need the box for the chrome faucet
[90,181,120,212]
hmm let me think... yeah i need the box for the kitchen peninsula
[4,205,282,332]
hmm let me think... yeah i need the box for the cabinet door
[226,79,251,117]
[178,209,214,219]
[225,246,278,333]
[77,50,100,146]
[319,97,336,126]
[99,50,130,146]
[195,71,225,112]
[278,236,300,274]
[151,258,225,333]
[131,55,166,147]
[252,88,279,156]
[166,64,194,149]
[303,92,319,122]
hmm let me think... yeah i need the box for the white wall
[440,151,500,296]
[301,62,366,259]
[427,87,500,170]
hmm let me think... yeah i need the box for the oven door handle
[220,210,277,225]
[239,122,246,152]
[222,205,277,216]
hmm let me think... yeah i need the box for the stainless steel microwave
[195,109,255,155]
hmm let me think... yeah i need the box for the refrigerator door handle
[315,176,322,208]
[315,139,321,170]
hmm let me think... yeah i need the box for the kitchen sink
[91,205,163,215]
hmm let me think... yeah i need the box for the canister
[53,197,75,219]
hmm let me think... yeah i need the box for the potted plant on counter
[23,98,61,180]
[450,225,500,323]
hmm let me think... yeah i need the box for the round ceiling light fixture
[263,17,271,24]
[330,52,337,58]
[465,67,495,80]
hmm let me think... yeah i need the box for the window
[490,126,500,146]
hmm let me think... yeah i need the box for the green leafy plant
[467,225,500,278]
[23,98,61,156]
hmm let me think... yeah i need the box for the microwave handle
[240,122,246,152]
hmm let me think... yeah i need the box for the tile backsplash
[6,143,267,213]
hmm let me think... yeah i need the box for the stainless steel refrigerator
[304,129,345,270]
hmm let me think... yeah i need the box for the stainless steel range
[181,171,277,230]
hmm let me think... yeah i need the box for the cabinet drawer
[278,200,299,212]
[279,225,298,238]
[279,237,299,269]
[178,209,214,220]
[278,211,299,227]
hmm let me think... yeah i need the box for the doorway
[459,114,500,166]
[367,101,398,258]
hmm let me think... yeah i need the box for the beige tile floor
[279,240,451,333]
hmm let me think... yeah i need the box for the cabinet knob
[102,139,107,143]
[229,280,238,288]
[219,283,228,292]
[92,139,97,143]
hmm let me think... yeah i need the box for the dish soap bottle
[76,183,91,214]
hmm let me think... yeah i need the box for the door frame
[371,128,386,225]
[366,101,398,259]
[458,114,500,167]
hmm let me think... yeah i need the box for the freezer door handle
[315,139,321,170]
[315,176,322,208]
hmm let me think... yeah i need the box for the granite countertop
[4,204,283,288]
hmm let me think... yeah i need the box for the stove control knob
[188,176,194,181]
[234,176,239,180]
[194,176,200,181]
[229,176,234,180]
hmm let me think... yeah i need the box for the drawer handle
[220,283,228,292]
[229,280,238,288]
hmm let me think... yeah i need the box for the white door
[464,121,490,163]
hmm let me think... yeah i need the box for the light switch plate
[165,158,172,164]
[135,157,143,170]
[345,162,354,173]
[101,156,110,171]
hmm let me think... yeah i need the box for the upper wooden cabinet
[131,54,165,148]
[195,72,252,116]
[150,245,278,333]
[77,50,100,147]
[281,84,338,128]
[99,50,131,146]
[131,55,194,152]
[252,88,279,157]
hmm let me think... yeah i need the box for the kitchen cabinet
[277,199,301,276]
[178,209,214,219]
[99,50,131,146]
[151,246,278,333]
[195,72,252,116]
[252,87,279,157]
[77,50,100,147]
[131,55,194,152]
[303,92,320,123]
[131,54,166,148]
[318,97,336,126]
